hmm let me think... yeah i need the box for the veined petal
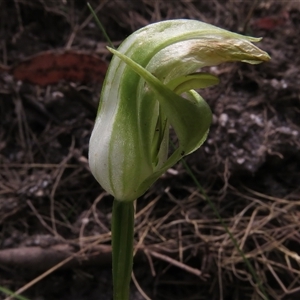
[145,38,270,83]
[167,73,220,95]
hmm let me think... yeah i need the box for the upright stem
[112,199,134,300]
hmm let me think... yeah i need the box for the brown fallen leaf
[3,50,108,86]
[252,11,289,30]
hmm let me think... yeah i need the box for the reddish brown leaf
[252,11,289,30]
[11,50,108,86]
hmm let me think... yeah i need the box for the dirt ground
[1,1,300,300]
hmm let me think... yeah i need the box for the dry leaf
[10,50,108,86]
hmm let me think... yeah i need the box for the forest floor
[1,1,300,299]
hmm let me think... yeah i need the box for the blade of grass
[0,286,30,300]
[87,2,114,49]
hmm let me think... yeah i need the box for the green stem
[112,199,134,300]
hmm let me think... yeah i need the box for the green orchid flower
[89,19,270,202]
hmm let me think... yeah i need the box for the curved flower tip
[89,19,270,201]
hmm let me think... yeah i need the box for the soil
[1,1,300,300]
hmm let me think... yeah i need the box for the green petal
[108,47,212,160]
[167,73,219,95]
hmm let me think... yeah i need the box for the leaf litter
[0,0,300,299]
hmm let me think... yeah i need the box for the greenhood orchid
[89,19,270,202]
